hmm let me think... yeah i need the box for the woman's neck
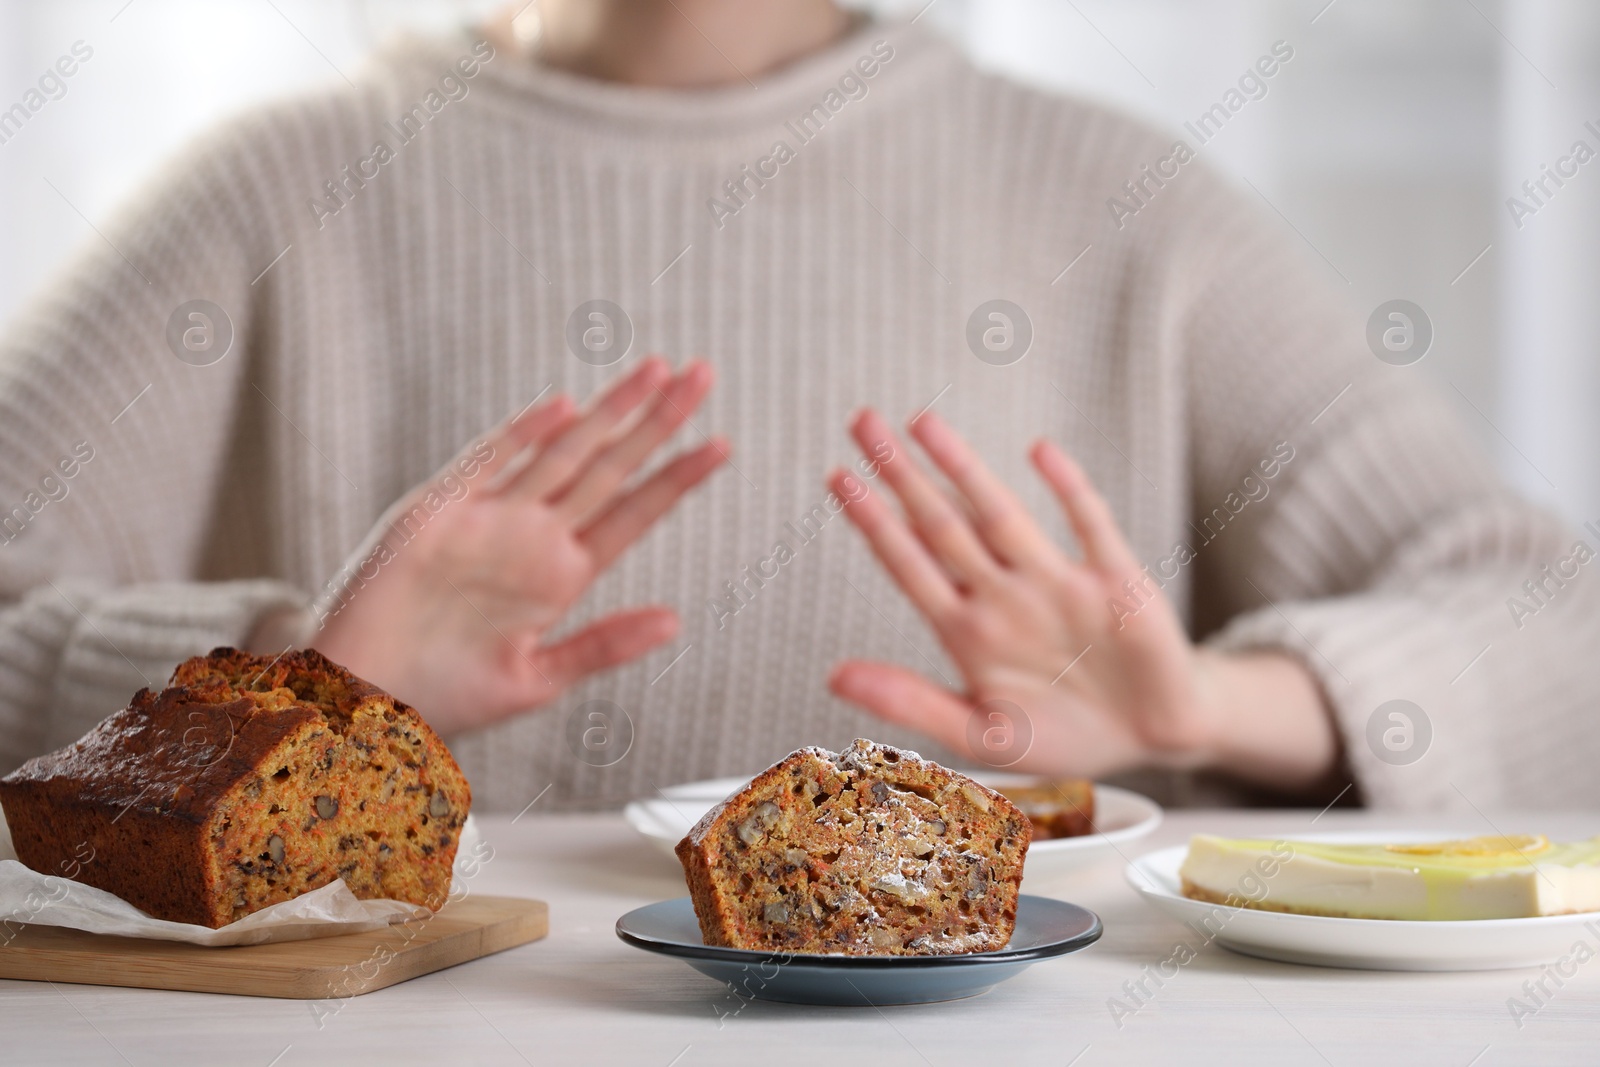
[487,0,856,88]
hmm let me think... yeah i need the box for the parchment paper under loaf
[0,812,480,947]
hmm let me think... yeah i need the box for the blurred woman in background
[0,0,1594,812]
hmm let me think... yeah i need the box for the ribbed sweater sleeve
[0,128,308,771]
[1172,170,1599,809]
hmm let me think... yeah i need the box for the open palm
[317,357,726,734]
[828,410,1212,777]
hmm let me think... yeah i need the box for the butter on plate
[1179,834,1600,921]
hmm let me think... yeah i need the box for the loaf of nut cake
[675,740,1030,956]
[0,648,469,928]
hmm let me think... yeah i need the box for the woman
[0,0,1592,812]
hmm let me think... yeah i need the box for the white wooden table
[3,809,1597,1065]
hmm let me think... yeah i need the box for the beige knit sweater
[1,20,1594,813]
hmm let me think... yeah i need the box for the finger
[533,607,679,691]
[511,355,673,500]
[829,467,961,620]
[828,660,977,758]
[579,437,729,568]
[852,409,999,586]
[1031,440,1140,575]
[476,394,579,489]
[909,411,1062,570]
[552,360,715,523]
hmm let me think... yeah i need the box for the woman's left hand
[827,409,1337,789]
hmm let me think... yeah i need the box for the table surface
[3,808,1598,1066]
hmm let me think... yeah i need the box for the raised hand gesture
[314,357,725,734]
[828,410,1335,790]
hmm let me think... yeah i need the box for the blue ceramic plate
[615,895,1102,1005]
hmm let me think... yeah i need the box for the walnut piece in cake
[0,647,469,928]
[675,740,1030,956]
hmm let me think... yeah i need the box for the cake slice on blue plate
[676,740,1031,955]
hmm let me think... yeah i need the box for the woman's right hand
[308,356,726,735]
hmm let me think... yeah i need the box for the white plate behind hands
[1127,832,1600,971]
[625,775,1162,879]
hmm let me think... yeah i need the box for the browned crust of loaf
[0,700,324,927]
[169,646,402,725]
[676,829,725,950]
[4,792,219,926]
[679,746,832,851]
[0,647,469,928]
[676,740,1030,956]
[1,691,318,825]
[998,780,1096,839]
[675,747,828,950]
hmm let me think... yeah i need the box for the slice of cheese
[1179,834,1600,920]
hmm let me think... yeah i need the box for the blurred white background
[1,0,1595,526]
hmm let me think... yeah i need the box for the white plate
[1126,831,1600,971]
[624,775,1162,879]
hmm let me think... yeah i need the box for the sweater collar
[378,17,953,142]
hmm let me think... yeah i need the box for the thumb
[534,607,679,691]
[829,660,979,759]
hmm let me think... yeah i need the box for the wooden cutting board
[0,894,546,999]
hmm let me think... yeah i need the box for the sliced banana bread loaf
[0,648,469,928]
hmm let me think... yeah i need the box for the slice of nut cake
[675,740,1030,956]
[997,779,1096,839]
